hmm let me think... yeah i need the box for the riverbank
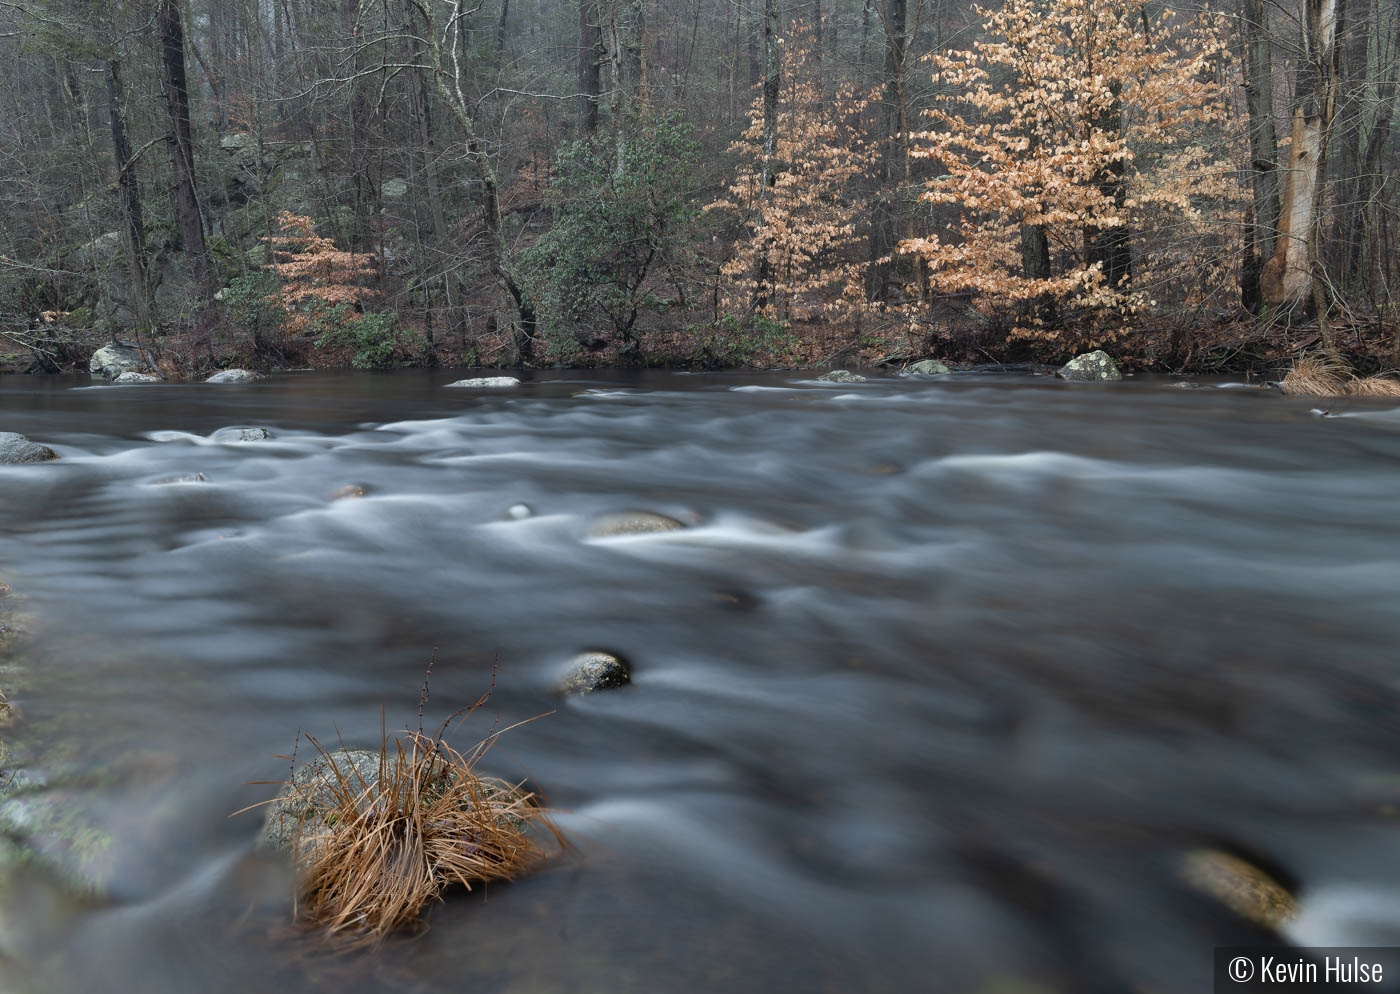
[4,311,1395,380]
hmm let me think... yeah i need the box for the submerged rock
[445,376,521,389]
[1180,850,1297,930]
[151,472,207,485]
[205,369,262,384]
[905,359,950,375]
[89,342,150,380]
[506,503,533,520]
[328,484,368,501]
[1056,350,1122,381]
[112,371,162,384]
[817,369,867,383]
[0,433,58,464]
[558,651,631,695]
[588,511,685,537]
[258,748,528,856]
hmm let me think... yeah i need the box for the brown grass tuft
[289,728,561,938]
[1279,353,1349,397]
[244,665,565,940]
[1344,375,1400,398]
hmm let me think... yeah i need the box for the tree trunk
[1240,0,1280,312]
[578,0,603,133]
[1085,81,1131,290]
[1260,0,1342,322]
[760,0,779,195]
[158,0,212,296]
[866,0,909,303]
[1020,221,1056,326]
[105,59,156,329]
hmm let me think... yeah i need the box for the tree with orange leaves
[899,0,1242,344]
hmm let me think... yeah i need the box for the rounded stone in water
[817,369,867,383]
[587,511,685,537]
[205,369,262,384]
[445,376,520,389]
[558,651,631,695]
[0,433,58,464]
[1056,350,1122,381]
[904,359,950,375]
[212,426,273,442]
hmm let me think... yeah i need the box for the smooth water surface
[2,368,1400,993]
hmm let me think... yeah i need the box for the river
[2,368,1400,993]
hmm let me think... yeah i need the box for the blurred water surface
[2,368,1400,993]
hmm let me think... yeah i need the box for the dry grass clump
[1280,353,1400,398]
[249,670,563,939]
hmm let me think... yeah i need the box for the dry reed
[1278,354,1400,398]
[248,669,563,939]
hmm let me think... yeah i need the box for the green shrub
[315,309,422,368]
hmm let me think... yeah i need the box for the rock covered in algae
[1055,350,1122,382]
[817,369,867,383]
[557,651,631,696]
[905,359,950,375]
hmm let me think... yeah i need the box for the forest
[0,0,1396,374]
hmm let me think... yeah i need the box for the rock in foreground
[817,369,867,383]
[906,359,950,375]
[1056,350,1122,381]
[258,743,553,935]
[1180,850,1297,931]
[113,371,162,384]
[445,376,520,388]
[558,651,631,695]
[0,433,58,464]
[205,369,262,384]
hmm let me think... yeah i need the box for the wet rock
[213,426,273,442]
[817,369,867,383]
[445,376,521,389]
[328,484,368,500]
[905,359,950,375]
[112,371,162,384]
[258,748,526,856]
[89,341,150,380]
[1169,381,1202,389]
[205,369,262,384]
[558,652,631,695]
[588,511,686,537]
[506,503,533,520]
[1055,350,1122,381]
[1180,850,1297,930]
[0,433,58,464]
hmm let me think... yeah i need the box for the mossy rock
[557,651,631,696]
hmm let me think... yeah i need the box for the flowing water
[2,368,1400,993]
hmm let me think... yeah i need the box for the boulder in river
[113,371,162,384]
[557,651,631,695]
[205,369,262,384]
[0,433,57,464]
[905,359,950,375]
[445,376,520,389]
[328,484,368,501]
[588,510,686,537]
[817,369,867,383]
[1056,350,1122,381]
[89,342,151,380]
